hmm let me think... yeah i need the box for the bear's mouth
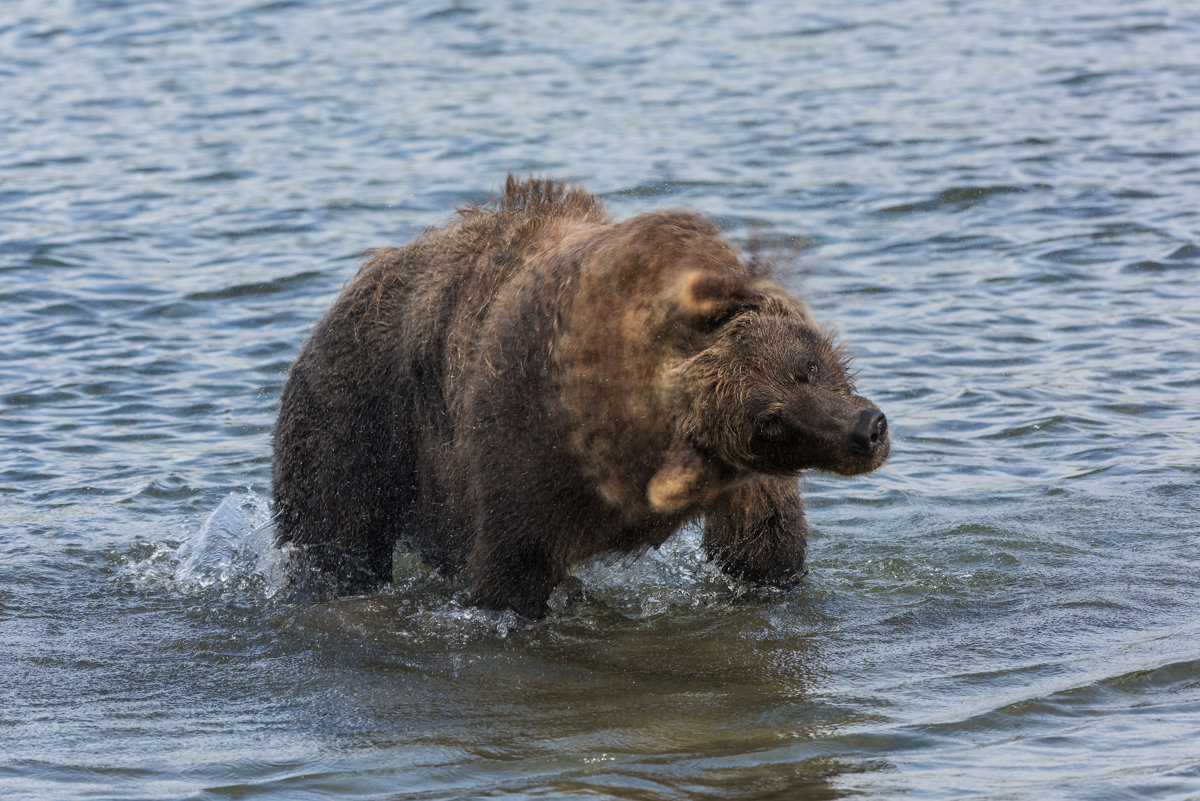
[747,406,890,476]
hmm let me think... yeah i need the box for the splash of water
[119,490,286,599]
[174,490,285,596]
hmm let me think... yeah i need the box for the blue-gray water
[3,1,1199,799]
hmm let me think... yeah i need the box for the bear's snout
[849,409,888,457]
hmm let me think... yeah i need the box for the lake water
[2,1,1199,798]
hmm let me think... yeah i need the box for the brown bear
[272,176,890,617]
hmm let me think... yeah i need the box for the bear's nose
[849,409,888,455]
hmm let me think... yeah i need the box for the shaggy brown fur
[272,176,890,616]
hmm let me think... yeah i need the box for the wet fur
[272,176,889,616]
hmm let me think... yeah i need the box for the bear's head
[665,270,890,481]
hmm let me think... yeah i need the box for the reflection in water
[146,494,861,796]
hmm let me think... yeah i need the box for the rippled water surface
[3,1,1199,799]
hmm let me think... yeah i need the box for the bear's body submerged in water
[272,177,890,616]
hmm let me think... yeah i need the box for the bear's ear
[676,270,758,325]
[647,439,713,513]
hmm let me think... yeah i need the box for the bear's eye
[793,361,818,383]
[755,414,788,443]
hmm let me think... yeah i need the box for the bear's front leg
[459,441,573,618]
[702,476,808,588]
[467,533,565,618]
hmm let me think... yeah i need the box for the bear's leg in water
[701,477,808,587]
